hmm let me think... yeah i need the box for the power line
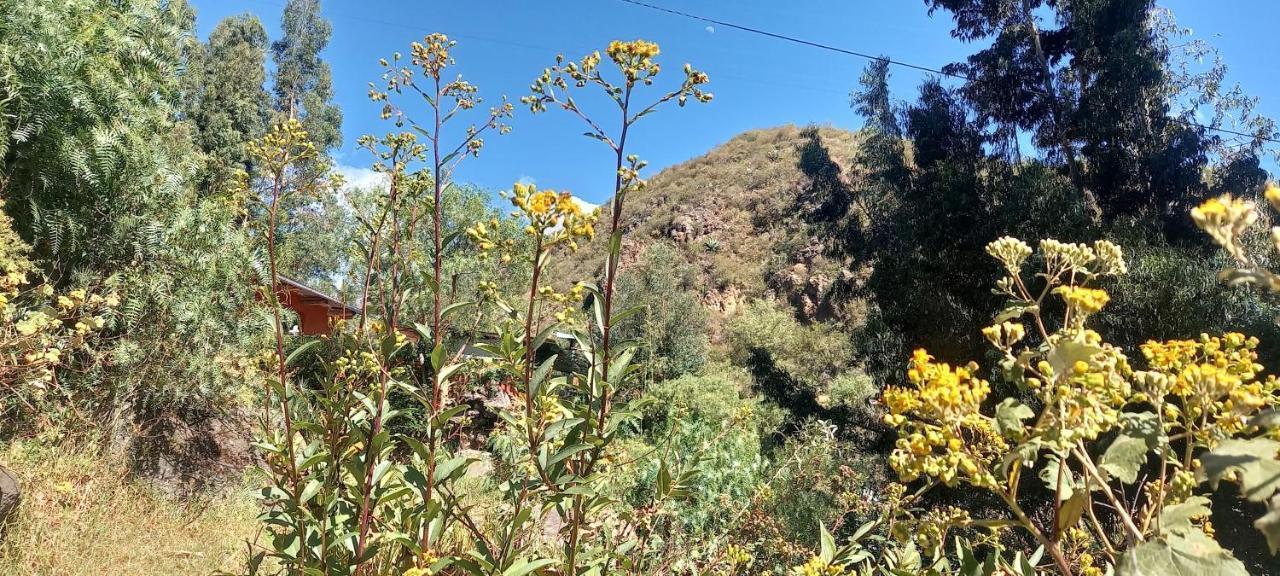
[616,0,1280,148]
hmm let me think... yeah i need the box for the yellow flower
[528,191,557,216]
[1192,194,1256,262]
[1055,285,1109,315]
[792,556,844,576]
[1265,182,1280,211]
[883,349,1003,487]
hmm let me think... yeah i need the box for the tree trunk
[1021,0,1101,223]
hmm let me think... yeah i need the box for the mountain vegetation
[1,0,1279,575]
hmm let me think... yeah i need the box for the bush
[616,242,709,383]
[636,365,781,535]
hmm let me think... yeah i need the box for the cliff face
[556,124,871,329]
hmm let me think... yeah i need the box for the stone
[0,463,19,533]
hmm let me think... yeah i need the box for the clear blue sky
[193,0,1279,204]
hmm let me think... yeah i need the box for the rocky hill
[557,124,871,328]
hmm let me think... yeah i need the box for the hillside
[558,124,869,325]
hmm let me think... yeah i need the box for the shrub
[616,242,709,384]
[799,220,1280,575]
[636,365,780,535]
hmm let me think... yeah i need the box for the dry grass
[0,440,260,576]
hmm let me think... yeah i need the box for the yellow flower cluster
[409,33,454,80]
[501,182,599,251]
[1040,239,1098,273]
[606,39,662,82]
[6,280,117,389]
[1054,285,1110,316]
[1191,194,1257,263]
[333,348,384,382]
[524,39,711,115]
[791,556,844,576]
[1140,333,1277,439]
[724,543,751,567]
[542,282,588,325]
[911,505,972,554]
[1265,182,1280,210]
[889,349,991,424]
[986,236,1032,274]
[1039,331,1134,445]
[246,119,318,174]
[981,321,1026,350]
[883,350,1004,487]
[465,218,518,264]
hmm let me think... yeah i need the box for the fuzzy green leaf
[1117,529,1248,576]
[1198,438,1280,502]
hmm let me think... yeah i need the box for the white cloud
[516,175,537,186]
[705,25,715,34]
[336,164,388,191]
[572,197,599,212]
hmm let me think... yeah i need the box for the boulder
[0,463,19,532]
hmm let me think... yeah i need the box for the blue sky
[192,0,1279,204]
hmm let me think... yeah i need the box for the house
[274,275,360,335]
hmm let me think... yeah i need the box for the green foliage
[616,242,708,383]
[271,0,341,152]
[185,14,272,190]
[0,0,265,434]
[636,366,777,535]
[729,299,854,391]
[246,37,718,576]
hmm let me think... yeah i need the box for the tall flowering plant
[800,223,1280,576]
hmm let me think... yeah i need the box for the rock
[458,449,494,479]
[0,463,19,532]
[113,406,256,497]
[668,215,695,243]
[702,284,746,316]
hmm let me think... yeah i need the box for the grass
[0,440,261,576]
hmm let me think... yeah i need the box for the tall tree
[186,14,271,190]
[271,0,341,152]
[926,0,1225,231]
[268,0,345,287]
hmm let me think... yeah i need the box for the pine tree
[187,14,272,190]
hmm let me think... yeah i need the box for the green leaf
[1255,495,1280,555]
[1249,409,1280,430]
[994,398,1034,438]
[1117,529,1248,576]
[284,339,322,367]
[1055,490,1087,536]
[430,342,446,371]
[1039,454,1079,501]
[1158,496,1211,536]
[299,479,323,504]
[1198,438,1280,502]
[993,303,1038,323]
[440,301,474,321]
[1100,434,1151,485]
[818,522,836,563]
[530,355,558,397]
[547,442,592,469]
[1046,337,1102,379]
[502,558,557,576]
